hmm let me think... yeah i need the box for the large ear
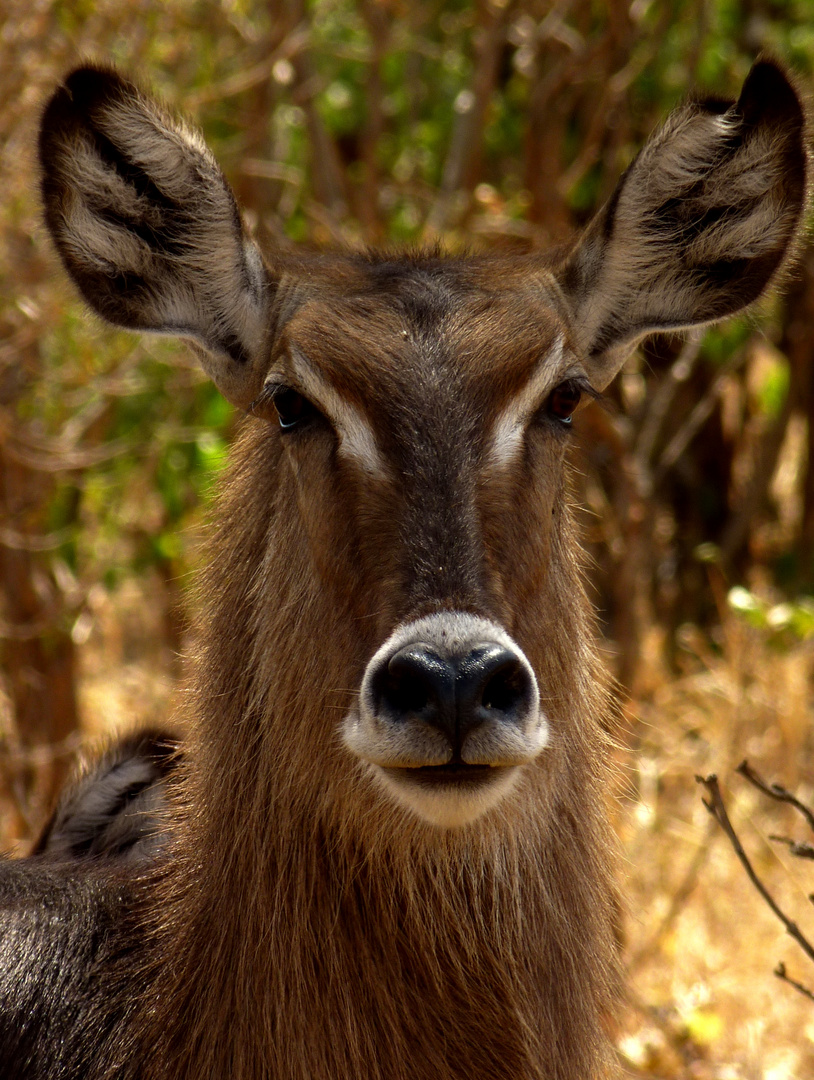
[39,65,274,409]
[556,60,809,389]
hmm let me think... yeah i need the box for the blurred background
[3,0,814,1075]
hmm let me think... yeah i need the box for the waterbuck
[0,59,808,1080]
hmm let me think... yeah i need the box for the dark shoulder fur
[0,860,137,1080]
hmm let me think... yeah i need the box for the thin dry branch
[654,348,747,480]
[424,0,514,234]
[185,26,311,107]
[357,0,390,238]
[775,961,814,1004]
[0,732,83,769]
[769,835,814,860]
[0,434,136,473]
[696,773,814,967]
[635,329,704,472]
[737,759,814,834]
[0,525,73,553]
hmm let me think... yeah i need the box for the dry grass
[616,620,814,1078]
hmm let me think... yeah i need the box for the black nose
[371,641,534,751]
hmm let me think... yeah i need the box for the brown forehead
[280,255,570,414]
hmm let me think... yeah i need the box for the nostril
[372,644,455,723]
[481,659,528,714]
[383,665,429,715]
[458,644,533,723]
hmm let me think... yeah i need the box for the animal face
[255,268,587,825]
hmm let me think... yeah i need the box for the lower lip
[386,764,499,789]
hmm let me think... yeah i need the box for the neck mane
[131,424,621,1080]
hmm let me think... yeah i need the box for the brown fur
[129,319,622,1078]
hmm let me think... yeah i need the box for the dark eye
[546,380,582,425]
[272,387,315,432]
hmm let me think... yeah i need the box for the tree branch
[775,961,814,1004]
[695,773,814,966]
[737,759,814,835]
[769,835,814,860]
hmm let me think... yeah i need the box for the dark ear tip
[41,64,134,131]
[39,64,140,179]
[738,59,804,128]
[44,64,135,119]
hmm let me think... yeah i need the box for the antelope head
[39,62,808,829]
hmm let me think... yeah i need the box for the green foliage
[753,352,790,420]
[699,318,753,367]
[728,586,814,645]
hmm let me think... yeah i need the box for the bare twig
[424,0,514,234]
[2,435,136,473]
[0,525,73,552]
[0,732,83,768]
[358,0,390,238]
[241,159,302,186]
[696,773,814,965]
[775,961,814,1004]
[185,26,310,107]
[769,835,814,860]
[737,760,814,835]
[556,30,666,197]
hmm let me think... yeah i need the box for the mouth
[384,762,504,789]
[375,761,521,828]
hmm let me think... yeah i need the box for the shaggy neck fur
[120,423,620,1080]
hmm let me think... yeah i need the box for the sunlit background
[3,2,814,1075]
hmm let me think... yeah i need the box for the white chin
[373,765,521,828]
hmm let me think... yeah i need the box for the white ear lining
[557,62,806,388]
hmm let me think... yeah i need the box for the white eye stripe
[487,336,568,469]
[276,346,387,477]
[276,336,574,478]
[336,411,386,476]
